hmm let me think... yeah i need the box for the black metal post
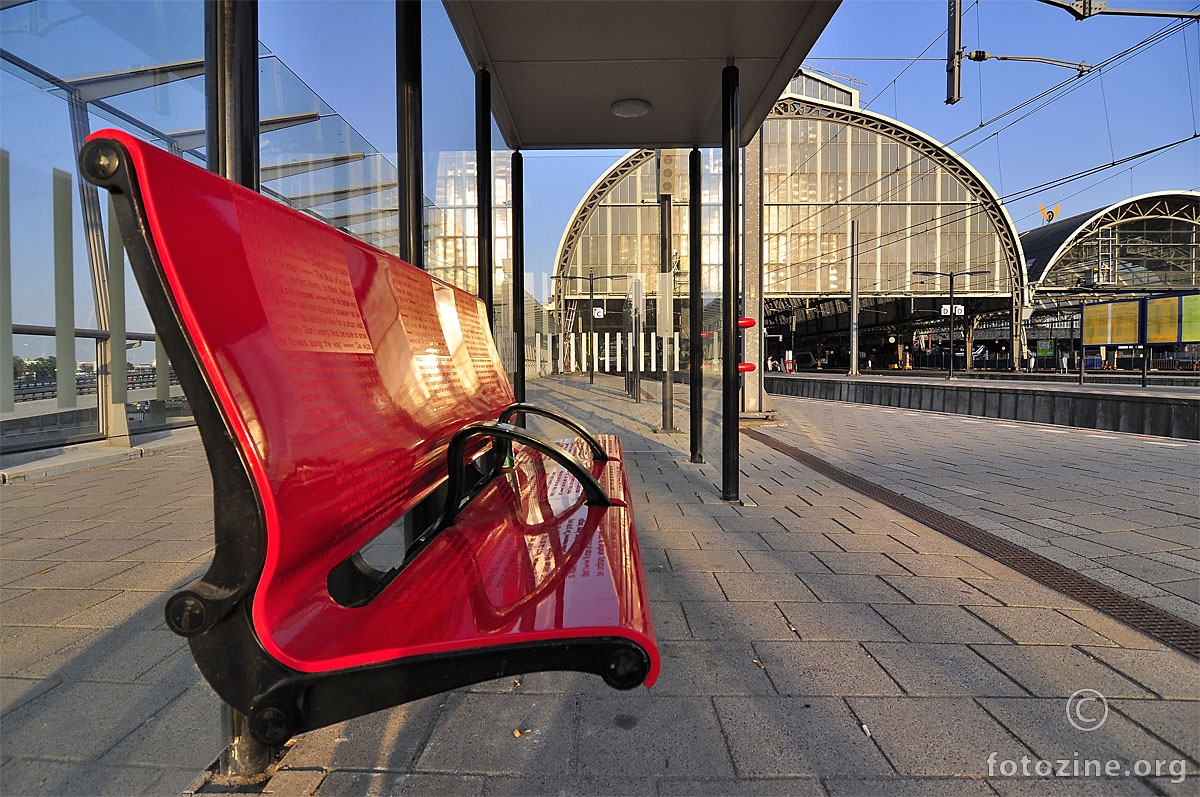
[397,0,423,268]
[948,275,956,380]
[660,192,673,431]
[476,68,493,327]
[588,267,595,384]
[689,147,702,462]
[848,220,859,376]
[721,65,740,502]
[205,0,271,779]
[205,0,259,191]
[1141,345,1150,387]
[513,150,526,407]
[1079,302,1086,385]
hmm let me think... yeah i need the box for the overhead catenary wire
[760,132,1198,287]
[763,17,1197,251]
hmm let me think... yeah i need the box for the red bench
[80,130,658,746]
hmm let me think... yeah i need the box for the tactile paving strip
[743,427,1200,659]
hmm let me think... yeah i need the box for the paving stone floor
[1,374,1196,796]
[761,394,1200,625]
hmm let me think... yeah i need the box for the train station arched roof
[1020,191,1199,299]
[553,69,1025,343]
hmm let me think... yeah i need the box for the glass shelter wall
[1,0,509,452]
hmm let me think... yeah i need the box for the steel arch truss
[554,149,655,296]
[1036,192,1200,295]
[767,97,1026,300]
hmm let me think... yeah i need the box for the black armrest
[497,403,610,462]
[440,422,612,530]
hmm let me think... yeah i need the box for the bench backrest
[90,129,513,601]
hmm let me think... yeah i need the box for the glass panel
[422,2,476,288]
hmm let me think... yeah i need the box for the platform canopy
[443,0,840,149]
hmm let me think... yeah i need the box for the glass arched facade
[1025,192,1199,295]
[554,70,1024,345]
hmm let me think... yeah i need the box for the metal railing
[3,324,190,453]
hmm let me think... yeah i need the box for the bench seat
[81,130,658,745]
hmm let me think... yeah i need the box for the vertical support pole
[659,190,674,432]
[946,0,963,105]
[720,65,740,502]
[1010,295,1021,372]
[53,169,76,410]
[742,130,763,412]
[106,195,130,445]
[848,220,859,376]
[948,274,955,380]
[1079,302,1086,385]
[512,150,526,405]
[0,149,12,415]
[205,0,260,192]
[66,88,112,435]
[689,147,702,462]
[476,68,493,328]
[1141,345,1149,388]
[397,0,423,268]
[588,267,595,384]
[632,279,643,402]
[206,0,271,778]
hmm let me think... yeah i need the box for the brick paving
[1,374,1196,795]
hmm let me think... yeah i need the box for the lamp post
[913,269,987,380]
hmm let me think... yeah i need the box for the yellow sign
[1109,301,1140,345]
[1082,300,1140,345]
[1082,304,1109,345]
[1146,296,1180,344]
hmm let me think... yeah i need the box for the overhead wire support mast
[1035,0,1200,21]
[945,0,1200,104]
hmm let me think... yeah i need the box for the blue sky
[257,0,1199,299]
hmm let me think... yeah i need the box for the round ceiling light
[610,98,651,119]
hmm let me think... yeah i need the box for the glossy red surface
[94,130,657,685]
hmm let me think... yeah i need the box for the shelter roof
[443,0,840,149]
